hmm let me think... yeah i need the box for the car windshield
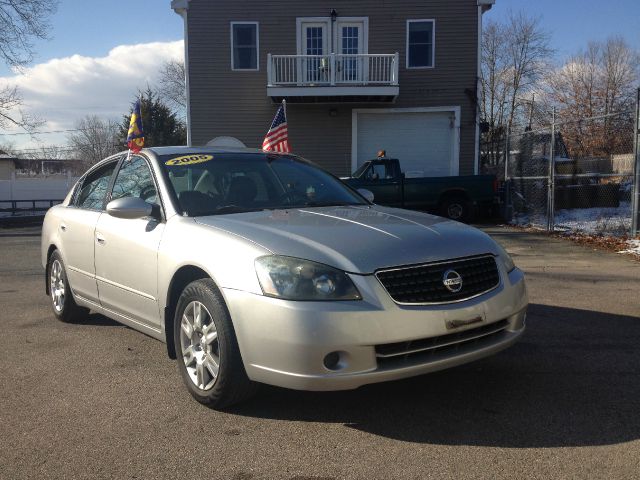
[159,152,368,216]
[352,161,371,178]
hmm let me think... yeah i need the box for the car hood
[194,206,501,274]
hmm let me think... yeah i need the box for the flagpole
[282,99,287,122]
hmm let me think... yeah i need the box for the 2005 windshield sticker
[165,154,214,166]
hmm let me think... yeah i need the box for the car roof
[145,146,270,156]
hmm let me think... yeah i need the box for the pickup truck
[342,158,498,221]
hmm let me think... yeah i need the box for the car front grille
[375,319,510,368]
[375,255,500,304]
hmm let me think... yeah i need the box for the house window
[406,20,435,68]
[231,22,259,70]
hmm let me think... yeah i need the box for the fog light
[323,351,341,371]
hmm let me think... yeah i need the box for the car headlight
[494,242,516,273]
[255,256,362,301]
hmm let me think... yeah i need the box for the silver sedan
[41,147,527,408]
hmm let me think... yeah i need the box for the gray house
[172,0,494,177]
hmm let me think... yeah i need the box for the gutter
[477,0,495,13]
[171,0,193,147]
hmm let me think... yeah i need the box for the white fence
[0,174,77,202]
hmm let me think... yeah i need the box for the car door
[93,155,165,329]
[61,160,118,304]
[359,162,403,207]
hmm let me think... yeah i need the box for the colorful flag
[262,101,290,153]
[127,99,145,153]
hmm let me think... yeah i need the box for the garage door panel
[356,111,455,177]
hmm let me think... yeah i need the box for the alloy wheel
[180,301,220,390]
[50,259,65,313]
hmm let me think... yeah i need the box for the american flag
[262,102,291,152]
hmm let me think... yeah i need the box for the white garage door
[355,110,457,176]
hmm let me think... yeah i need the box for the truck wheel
[174,278,258,409]
[440,196,470,222]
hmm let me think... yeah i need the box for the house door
[300,22,329,84]
[337,22,365,82]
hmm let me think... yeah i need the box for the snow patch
[513,202,632,236]
[618,239,640,256]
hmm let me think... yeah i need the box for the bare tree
[480,20,511,167]
[480,12,553,172]
[601,37,638,114]
[67,116,121,167]
[0,0,58,68]
[157,59,186,114]
[0,0,58,131]
[503,12,554,130]
[0,82,43,131]
[546,37,639,157]
[0,140,17,154]
[21,144,69,160]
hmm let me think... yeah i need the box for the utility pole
[632,88,640,236]
[547,107,556,232]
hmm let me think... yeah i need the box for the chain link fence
[482,99,639,237]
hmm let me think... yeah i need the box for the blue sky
[487,0,639,60]
[7,0,638,74]
[0,0,183,76]
[1,0,638,151]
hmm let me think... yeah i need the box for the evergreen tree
[119,88,187,148]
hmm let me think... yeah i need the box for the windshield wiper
[300,202,363,208]
[211,205,267,215]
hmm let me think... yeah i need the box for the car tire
[440,196,471,222]
[173,278,258,408]
[47,250,89,323]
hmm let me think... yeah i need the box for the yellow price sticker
[165,154,214,166]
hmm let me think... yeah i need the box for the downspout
[172,0,192,147]
[475,5,482,175]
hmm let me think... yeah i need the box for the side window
[76,162,117,210]
[365,164,385,181]
[406,20,435,68]
[111,156,159,205]
[231,22,259,70]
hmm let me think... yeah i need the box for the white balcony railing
[267,53,399,87]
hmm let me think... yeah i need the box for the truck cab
[344,158,498,221]
[349,159,405,207]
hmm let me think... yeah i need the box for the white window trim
[406,19,435,69]
[296,17,369,55]
[351,106,461,176]
[230,21,259,71]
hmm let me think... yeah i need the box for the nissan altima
[41,147,527,408]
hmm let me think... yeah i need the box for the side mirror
[106,196,154,220]
[357,188,374,203]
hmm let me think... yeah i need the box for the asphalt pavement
[1,225,639,479]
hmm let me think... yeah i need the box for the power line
[1,128,87,137]
[3,142,125,156]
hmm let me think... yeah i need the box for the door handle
[96,233,106,245]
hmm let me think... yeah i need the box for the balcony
[267,53,399,103]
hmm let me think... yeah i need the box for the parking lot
[1,225,639,479]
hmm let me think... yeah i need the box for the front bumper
[223,266,527,391]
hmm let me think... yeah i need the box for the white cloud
[0,40,184,151]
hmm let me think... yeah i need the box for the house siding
[186,0,479,176]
